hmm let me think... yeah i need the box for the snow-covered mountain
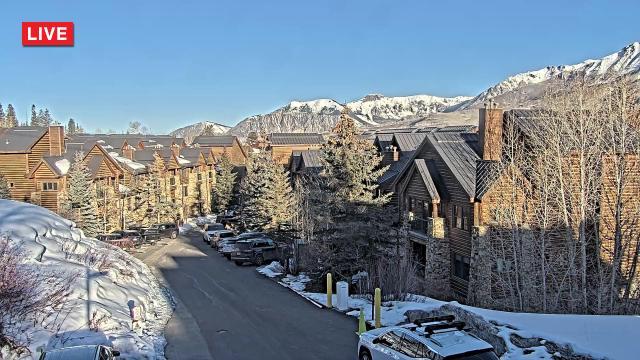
[229,94,471,135]
[457,42,640,110]
[170,121,230,143]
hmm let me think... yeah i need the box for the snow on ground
[257,261,284,278]
[0,200,173,359]
[180,215,217,233]
[264,271,640,360]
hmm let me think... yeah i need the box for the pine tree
[212,153,236,213]
[36,109,45,126]
[67,118,77,134]
[240,152,271,228]
[31,105,37,126]
[261,162,295,230]
[5,104,18,128]
[43,108,53,126]
[0,173,11,199]
[66,152,101,237]
[148,154,179,224]
[0,104,5,127]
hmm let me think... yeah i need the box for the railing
[409,217,428,235]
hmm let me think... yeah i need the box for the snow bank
[264,271,640,359]
[257,261,284,278]
[0,200,172,359]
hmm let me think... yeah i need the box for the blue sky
[0,0,638,133]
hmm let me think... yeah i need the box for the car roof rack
[423,321,466,335]
[412,315,456,326]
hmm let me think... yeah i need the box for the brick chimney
[478,101,504,161]
[122,145,134,160]
[48,125,64,156]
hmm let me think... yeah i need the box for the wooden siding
[0,154,31,201]
[271,145,321,165]
[28,132,50,171]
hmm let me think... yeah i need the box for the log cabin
[268,133,324,165]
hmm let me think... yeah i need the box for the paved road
[138,232,358,360]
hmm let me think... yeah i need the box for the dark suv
[230,238,287,266]
[149,223,178,239]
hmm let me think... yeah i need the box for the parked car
[357,316,498,360]
[39,345,120,360]
[148,223,178,239]
[206,229,236,247]
[230,238,287,266]
[218,232,265,259]
[202,223,225,242]
[128,226,161,244]
[96,233,135,249]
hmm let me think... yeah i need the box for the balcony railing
[410,217,428,234]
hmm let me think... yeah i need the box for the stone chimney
[478,101,504,161]
[392,145,400,162]
[48,125,64,156]
[122,145,134,160]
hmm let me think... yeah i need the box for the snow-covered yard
[0,200,173,359]
[258,262,640,360]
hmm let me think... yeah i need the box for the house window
[170,177,176,186]
[42,182,58,191]
[208,171,213,180]
[197,173,202,181]
[453,204,467,230]
[182,185,188,196]
[453,254,470,281]
[9,182,14,188]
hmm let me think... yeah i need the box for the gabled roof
[414,159,440,202]
[178,148,206,164]
[379,151,415,186]
[269,133,324,146]
[27,156,67,178]
[427,131,480,198]
[373,134,393,151]
[300,150,322,169]
[392,133,428,152]
[0,127,48,153]
[192,135,237,147]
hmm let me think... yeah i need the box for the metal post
[326,273,333,308]
[374,288,381,328]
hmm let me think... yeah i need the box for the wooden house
[191,135,247,165]
[268,133,324,165]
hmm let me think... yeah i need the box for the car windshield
[447,350,499,360]
[220,232,235,238]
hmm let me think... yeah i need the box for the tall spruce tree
[43,109,53,125]
[303,109,395,277]
[148,154,178,224]
[31,105,37,126]
[66,152,101,237]
[0,174,11,199]
[67,118,77,134]
[212,153,236,213]
[261,161,295,230]
[5,105,18,128]
[240,152,271,228]
[0,104,5,127]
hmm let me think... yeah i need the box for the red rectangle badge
[22,22,74,46]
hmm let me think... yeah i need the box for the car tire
[234,260,243,266]
[170,231,177,239]
[254,255,264,266]
[225,254,231,260]
[359,348,372,360]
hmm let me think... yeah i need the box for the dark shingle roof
[192,135,236,147]
[427,131,480,198]
[41,156,67,177]
[379,151,415,186]
[393,133,428,152]
[374,134,393,151]
[178,148,205,163]
[414,159,440,202]
[300,150,322,169]
[270,133,324,146]
[0,127,48,153]
[475,160,504,200]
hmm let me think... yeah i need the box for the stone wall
[468,225,492,307]
[423,217,451,299]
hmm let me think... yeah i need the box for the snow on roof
[54,158,71,175]
[108,151,147,172]
[176,157,191,165]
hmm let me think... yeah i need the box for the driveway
[137,231,358,360]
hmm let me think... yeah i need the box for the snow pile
[0,200,172,359]
[256,261,284,278]
[262,270,640,359]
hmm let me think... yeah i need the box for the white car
[206,229,235,247]
[39,345,120,360]
[357,317,498,360]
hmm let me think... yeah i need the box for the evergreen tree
[0,173,11,199]
[66,152,101,237]
[240,152,271,228]
[43,108,53,126]
[5,104,18,128]
[261,161,295,230]
[0,104,5,127]
[148,154,179,224]
[30,105,37,126]
[67,118,77,134]
[36,109,45,126]
[212,153,236,213]
[303,109,395,277]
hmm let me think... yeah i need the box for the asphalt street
[138,231,358,360]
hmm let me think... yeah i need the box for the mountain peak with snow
[170,121,231,143]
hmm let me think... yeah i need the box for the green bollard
[326,273,332,308]
[358,309,366,335]
[374,287,381,328]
